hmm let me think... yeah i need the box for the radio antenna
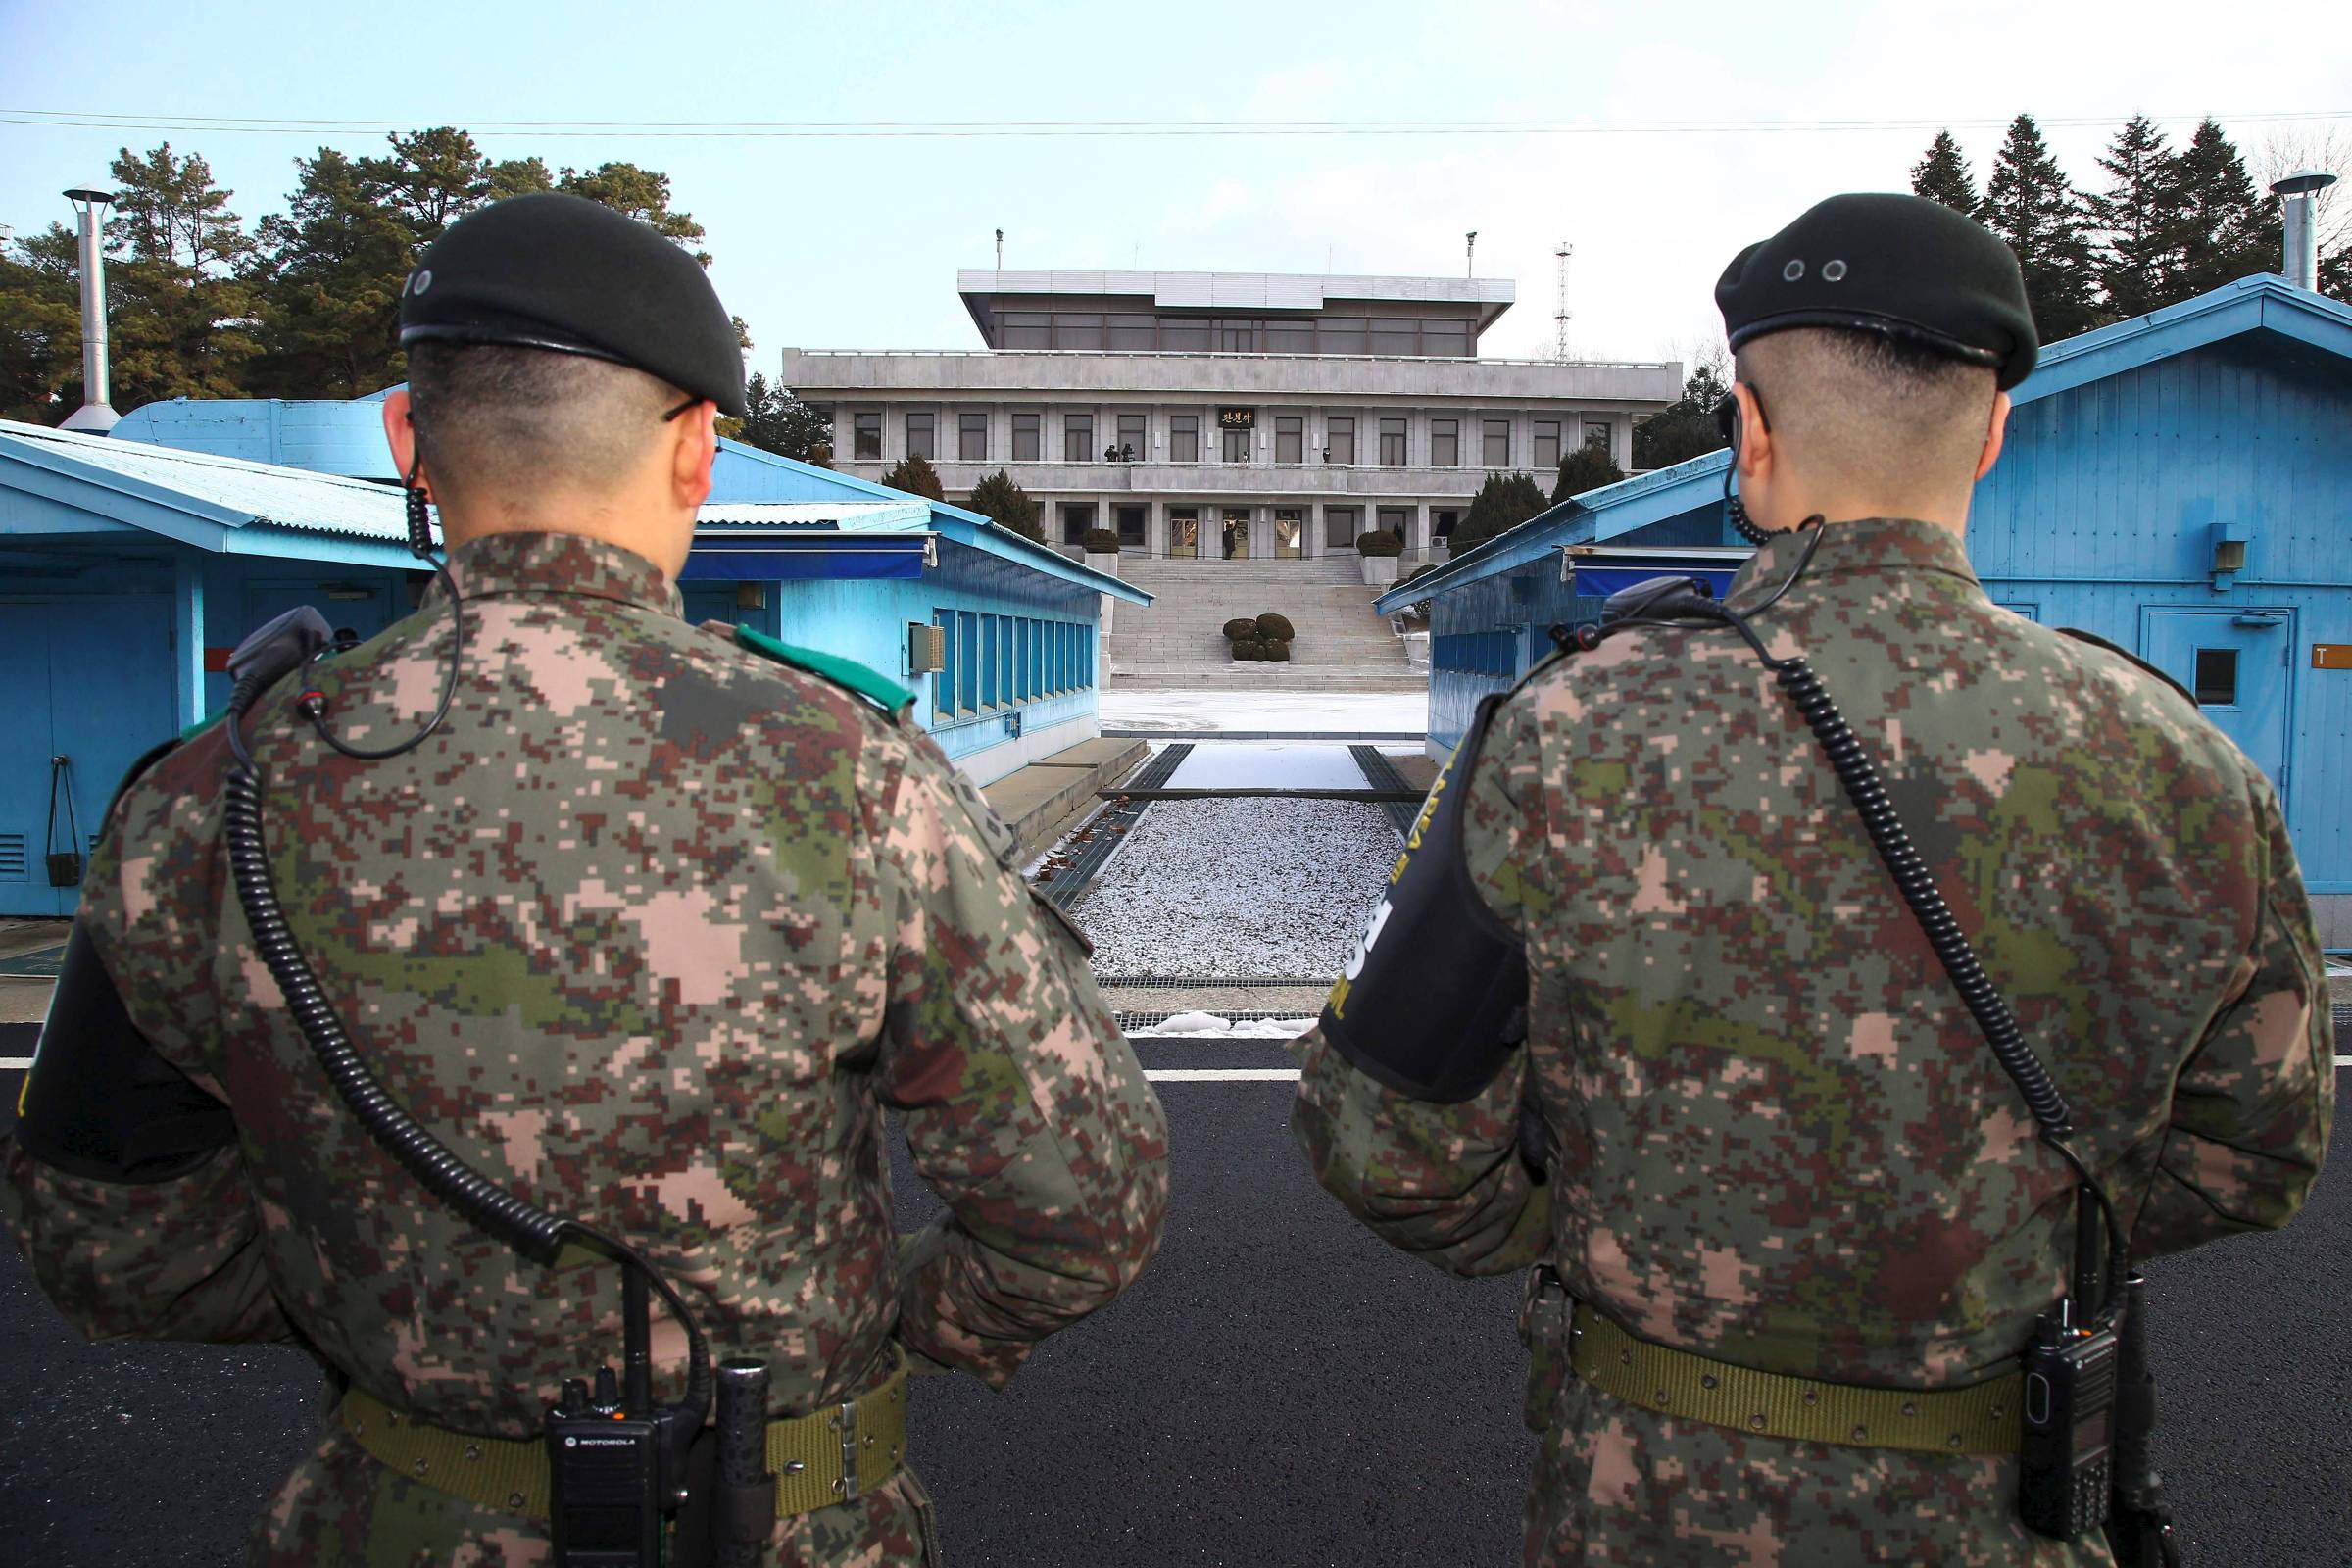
[1553,240,1573,361]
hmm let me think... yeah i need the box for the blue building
[1378,275,2352,943]
[1,414,1139,916]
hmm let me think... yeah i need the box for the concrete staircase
[1105,555,1427,691]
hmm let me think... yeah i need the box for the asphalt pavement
[0,1032,2346,1567]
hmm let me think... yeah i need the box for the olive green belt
[340,1363,909,1519]
[1569,1301,2023,1455]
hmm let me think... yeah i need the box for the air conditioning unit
[908,622,946,674]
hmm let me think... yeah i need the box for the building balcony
[836,456,1513,501]
[779,347,1683,406]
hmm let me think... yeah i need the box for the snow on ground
[1100,690,1428,734]
[1070,798,1392,977]
[1128,1013,1318,1038]
[1165,743,1372,791]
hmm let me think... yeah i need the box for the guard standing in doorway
[1292,193,2330,1563]
[5,193,1168,1566]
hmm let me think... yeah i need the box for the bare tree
[2256,130,2351,268]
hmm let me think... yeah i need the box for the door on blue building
[0,596,176,916]
[2142,607,2294,805]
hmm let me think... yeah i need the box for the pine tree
[966,470,1043,541]
[877,453,945,501]
[0,224,82,421]
[1551,440,1625,504]
[731,373,833,463]
[1632,354,1733,469]
[102,143,260,409]
[2171,119,2281,299]
[1984,114,2103,343]
[1451,472,1549,552]
[1910,131,1980,216]
[2087,116,2183,319]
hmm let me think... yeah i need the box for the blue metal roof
[1381,274,2352,617]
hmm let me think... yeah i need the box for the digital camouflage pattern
[1295,517,2331,1566]
[3,529,1169,1566]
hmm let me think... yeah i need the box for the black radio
[2019,1306,2119,1540]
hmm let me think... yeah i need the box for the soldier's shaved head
[1736,328,1999,500]
[404,343,680,502]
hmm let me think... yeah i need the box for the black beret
[399,193,746,417]
[1715,193,2037,389]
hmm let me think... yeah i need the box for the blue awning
[1571,564,1739,599]
[680,539,928,582]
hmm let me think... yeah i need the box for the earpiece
[1717,388,1777,547]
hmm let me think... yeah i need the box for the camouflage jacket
[4,531,1168,1563]
[1295,517,2330,1565]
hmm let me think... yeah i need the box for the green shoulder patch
[2056,627,2194,705]
[734,624,915,716]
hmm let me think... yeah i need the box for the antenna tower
[1552,240,1573,361]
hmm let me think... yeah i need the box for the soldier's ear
[1974,392,2011,482]
[665,398,717,513]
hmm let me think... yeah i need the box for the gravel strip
[1069,797,1393,978]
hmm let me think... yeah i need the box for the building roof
[695,500,933,531]
[1377,273,2352,616]
[956,269,1516,342]
[0,416,420,566]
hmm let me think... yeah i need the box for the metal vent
[0,834,26,882]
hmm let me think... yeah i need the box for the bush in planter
[1081,527,1124,555]
[1231,638,1264,661]
[1222,617,1259,643]
[1261,639,1293,662]
[1254,612,1295,642]
[1355,531,1403,558]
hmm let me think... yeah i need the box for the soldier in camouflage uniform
[1294,194,2331,1564]
[3,194,1168,1566]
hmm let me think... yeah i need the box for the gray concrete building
[779,269,1682,564]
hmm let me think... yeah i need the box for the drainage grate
[1348,747,1424,836]
[2335,1002,2351,1034]
[1097,974,1330,989]
[1034,744,1193,909]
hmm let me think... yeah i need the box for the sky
[3,0,2347,382]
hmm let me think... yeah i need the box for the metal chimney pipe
[60,184,119,434]
[2270,170,2337,292]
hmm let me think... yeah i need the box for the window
[1221,507,1251,560]
[1012,413,1041,461]
[1059,501,1097,544]
[853,412,882,461]
[1168,506,1200,558]
[1431,418,1459,466]
[1584,420,1612,452]
[999,312,1051,350]
[1533,420,1561,470]
[1029,619,1043,695]
[1222,426,1252,464]
[1377,507,1412,543]
[1116,413,1147,464]
[1371,318,1420,358]
[1160,317,1210,351]
[1115,504,1147,546]
[980,614,999,708]
[1325,506,1360,548]
[1014,618,1031,700]
[1169,415,1200,463]
[1107,314,1157,351]
[1482,418,1510,467]
[1054,313,1104,351]
[932,610,955,714]
[905,412,935,461]
[1217,318,1258,353]
[1325,416,1355,464]
[1319,317,1367,355]
[1273,509,1304,559]
[2193,648,2239,707]
[997,617,1013,707]
[1421,318,1472,358]
[1265,318,1314,354]
[1275,415,1303,464]
[958,412,988,461]
[1063,413,1093,463]
[957,612,979,712]
[1379,416,1407,466]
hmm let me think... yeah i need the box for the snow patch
[1165,743,1372,791]
[1130,1013,1318,1038]
[1101,691,1428,734]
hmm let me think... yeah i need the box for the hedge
[1222,617,1259,642]
[1254,612,1295,642]
[1080,528,1124,554]
[1261,639,1293,662]
[1355,532,1403,558]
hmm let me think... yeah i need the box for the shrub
[1080,527,1124,554]
[877,453,946,501]
[1231,638,1264,662]
[1254,612,1295,642]
[1355,531,1404,558]
[966,470,1043,542]
[1452,471,1548,553]
[1222,617,1258,643]
[1262,639,1293,662]
[1552,442,1627,505]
